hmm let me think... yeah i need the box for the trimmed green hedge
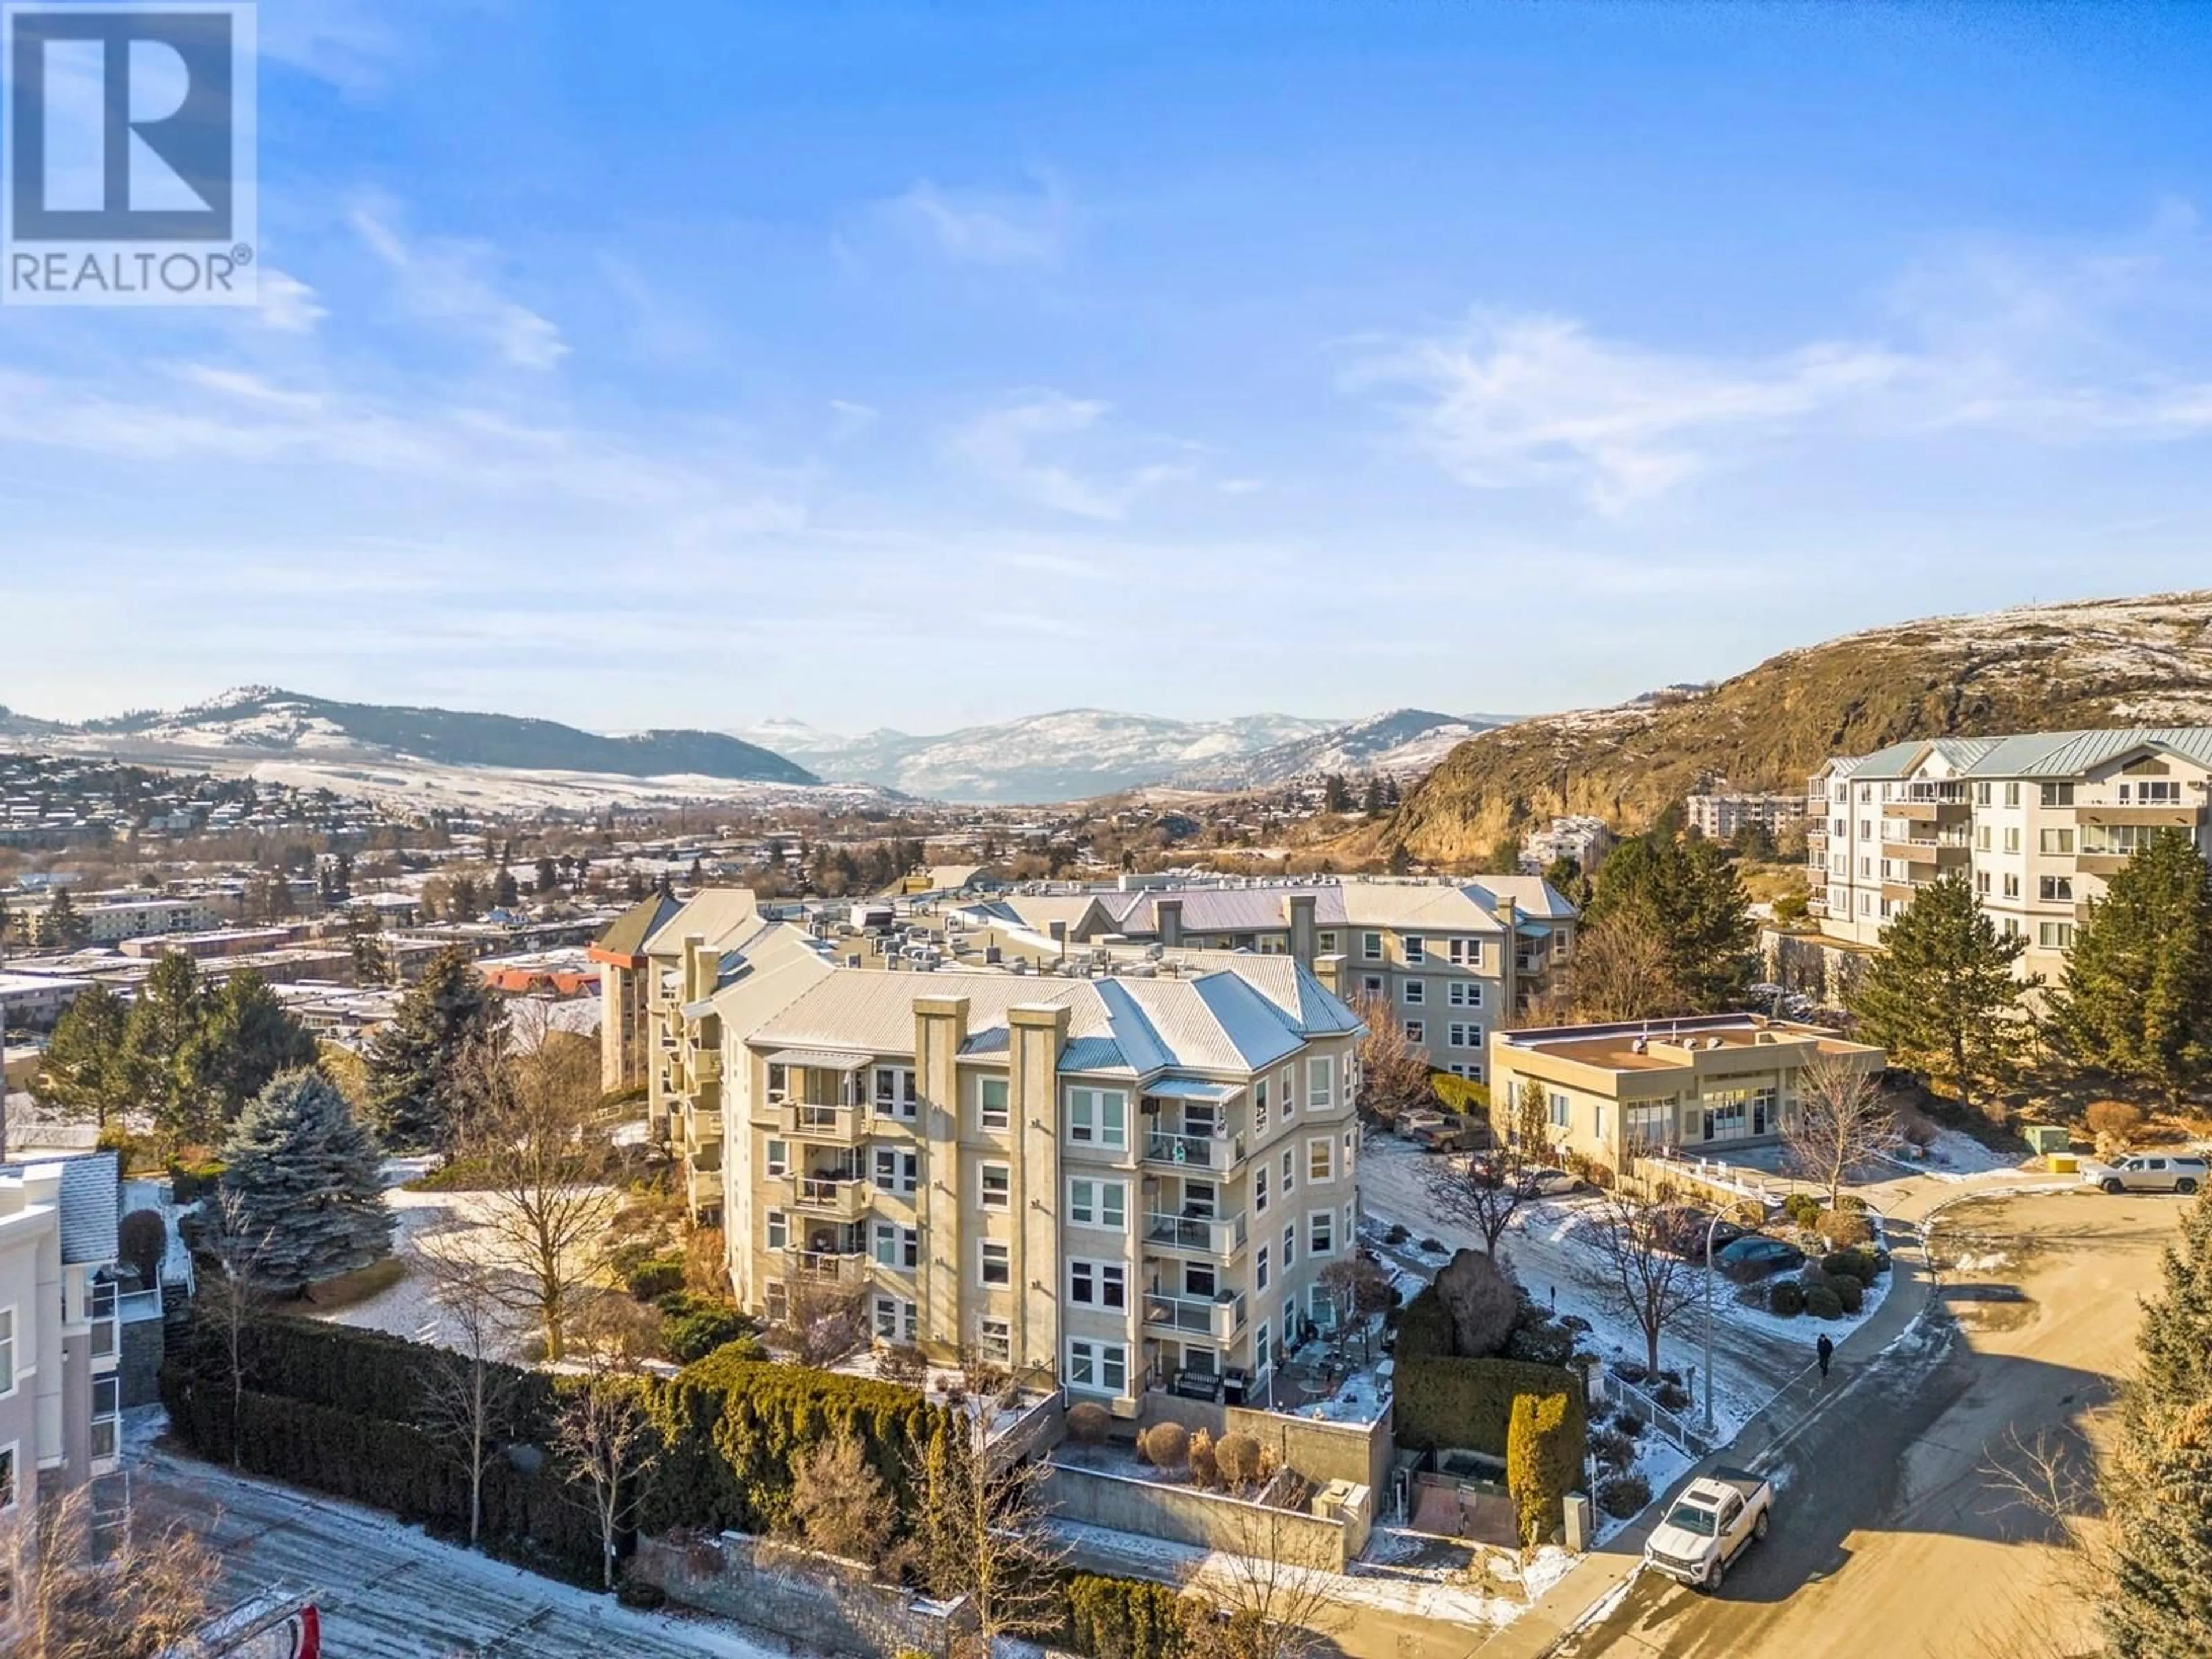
[1506,1391,1581,1547]
[1393,1283,1457,1362]
[1395,1351,1588,1462]
[1062,1574,1195,1659]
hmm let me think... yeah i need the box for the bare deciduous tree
[1185,1499,1346,1659]
[1573,1191,1703,1373]
[456,1032,617,1362]
[1422,1146,1544,1256]
[415,1245,522,1550]
[1348,993,1434,1128]
[777,1274,870,1369]
[1316,1257,1392,1364]
[555,1363,660,1593]
[785,1430,898,1570]
[1562,914,1684,1024]
[1,1483,220,1658]
[912,1389,1069,1657]
[199,1187,271,1470]
[1782,1053,1897,1211]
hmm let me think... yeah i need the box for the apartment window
[1253,1077,1270,1133]
[1448,937,1480,967]
[2004,873,2021,899]
[1067,1088,1128,1150]
[2040,922,2077,950]
[766,1211,789,1251]
[1308,1055,1334,1109]
[1282,1147,1296,1195]
[1860,857,1873,878]
[764,1138,790,1178]
[1403,935,1426,963]
[873,1066,919,1119]
[1447,1060,1486,1084]
[1975,870,1991,895]
[0,1310,11,1398]
[1976,825,1993,851]
[1317,931,1338,953]
[2040,876,2074,903]
[2005,828,2022,854]
[1068,1177,1127,1229]
[872,1221,919,1269]
[979,1077,1010,1132]
[979,1319,1012,1366]
[1402,978,1425,1005]
[2041,782,2075,808]
[1548,1091,1571,1130]
[1309,1210,1335,1257]
[1448,980,1484,1008]
[1308,1137,1334,1183]
[1255,1321,1272,1370]
[0,1444,12,1511]
[1066,1338,1128,1396]
[1361,931,1382,961]
[2040,828,2075,855]
[979,1241,1011,1287]
[1282,1223,1296,1268]
[1403,1020,1425,1045]
[1255,1164,1270,1213]
[873,1148,919,1195]
[980,1162,1012,1210]
[2124,779,2182,804]
[1256,1245,1271,1291]
[1361,975,1384,998]
[764,1282,788,1325]
[1279,1065,1297,1120]
[767,1062,789,1100]
[1449,1022,1483,1050]
[1976,782,1992,806]
[874,1295,918,1344]
[1069,1259,1127,1310]
[2006,783,2021,808]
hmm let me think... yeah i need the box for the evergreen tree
[363,946,503,1151]
[42,887,88,948]
[1849,873,2034,1115]
[2131,1195,2212,1422]
[120,952,219,1147]
[534,857,559,894]
[31,984,132,1126]
[491,869,522,910]
[191,970,318,1122]
[1585,830,1756,1010]
[1323,774,1351,814]
[2055,830,2212,1107]
[219,1069,393,1296]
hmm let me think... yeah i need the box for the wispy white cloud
[350,199,568,370]
[1352,213,2212,511]
[256,271,328,335]
[949,392,1193,520]
[881,175,1068,266]
[828,399,880,441]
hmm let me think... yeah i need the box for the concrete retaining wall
[1041,1460,1362,1571]
[635,1532,974,1659]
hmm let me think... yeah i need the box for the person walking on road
[1816,1333,1835,1382]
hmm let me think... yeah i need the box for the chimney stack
[1157,897,1183,948]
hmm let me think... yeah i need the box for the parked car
[2090,1154,2207,1195]
[1526,1167,1580,1196]
[1715,1236,1805,1277]
[1654,1207,1751,1259]
[166,1592,320,1658]
[1644,1468,1772,1591]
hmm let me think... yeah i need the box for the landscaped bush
[1215,1432,1263,1487]
[1822,1210,1874,1249]
[1396,1350,1588,1462]
[1654,1382,1691,1413]
[878,1344,929,1386]
[1822,1248,1878,1285]
[1063,1574,1195,1659]
[1610,1361,1648,1385]
[1768,1279,1806,1317]
[1505,1392,1580,1547]
[1138,1422,1189,1471]
[1066,1400,1112,1445]
[1833,1276,1865,1315]
[1804,1285,1844,1320]
[1419,1238,1446,1255]
[1870,1249,1892,1275]
[119,1208,166,1291]
[1782,1192,1823,1230]
[1188,1429,1218,1489]
[625,1253,688,1302]
[1589,1427,1637,1474]
[1393,1285,1457,1361]
[168,1160,225,1204]
[1503,1301,1575,1367]
[615,1575,667,1611]
[1612,1408,1646,1438]
[1596,1473,1653,1520]
[1384,1223,1411,1246]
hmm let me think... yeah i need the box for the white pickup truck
[1642,1468,1772,1591]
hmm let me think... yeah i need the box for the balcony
[1143,1289,1248,1342]
[783,1101,864,1143]
[687,1165,722,1210]
[1143,1210,1248,1257]
[1143,1130,1245,1171]
[790,1249,868,1285]
[1882,797,1969,825]
[792,1173,869,1221]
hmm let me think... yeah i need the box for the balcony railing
[794,1174,869,1219]
[1142,1290,1247,1340]
[1143,1211,1248,1256]
[791,1249,868,1283]
[1143,1131,1244,1171]
[785,1103,863,1142]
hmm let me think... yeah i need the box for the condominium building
[1488,1014,1884,1173]
[0,1154,124,1560]
[1808,728,2212,983]
[646,892,1366,1413]
[587,892,687,1095]
[953,876,1577,1081]
[1684,791,1808,843]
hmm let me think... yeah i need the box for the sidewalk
[1469,1178,1978,1657]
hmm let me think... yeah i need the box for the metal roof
[763,1047,872,1071]
[1141,1077,1243,1102]
[0,1152,118,1265]
[1842,727,2212,782]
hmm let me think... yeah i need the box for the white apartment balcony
[687,1164,722,1211]
[789,1248,868,1285]
[1142,1209,1248,1258]
[790,1172,870,1222]
[782,1102,864,1144]
[1142,1130,1245,1171]
[1142,1288,1248,1342]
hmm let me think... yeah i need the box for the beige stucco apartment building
[1809,728,2212,984]
[1487,1014,1884,1175]
[636,886,1368,1412]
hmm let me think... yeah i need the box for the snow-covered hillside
[1169,708,1514,789]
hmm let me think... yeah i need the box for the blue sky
[7,1,2212,736]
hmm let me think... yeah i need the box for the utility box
[1563,1491,1592,1553]
[2023,1124,2071,1156]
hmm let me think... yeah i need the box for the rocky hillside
[1378,592,2212,864]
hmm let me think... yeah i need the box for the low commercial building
[1487,1014,1884,1175]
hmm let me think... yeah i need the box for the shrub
[1589,1427,1637,1473]
[1870,1248,1892,1276]
[1188,1429,1218,1490]
[1612,1408,1646,1438]
[1768,1279,1806,1317]
[1782,1192,1823,1230]
[662,1306,755,1365]
[1503,1301,1575,1368]
[1654,1383,1691,1412]
[1139,1422,1188,1471]
[1611,1361,1647,1385]
[1823,1248,1877,1285]
[1419,1238,1446,1255]
[1063,1574,1195,1659]
[168,1161,225,1204]
[1066,1400,1112,1445]
[119,1208,166,1292]
[1833,1276,1865,1315]
[1215,1432,1263,1487]
[1596,1474,1652,1520]
[1436,1251,1520,1358]
[1393,1286,1457,1362]
[1558,1313,1592,1334]
[1395,1351,1588,1463]
[1822,1209,1874,1249]
[625,1254,687,1302]
[1804,1285,1844,1320]
[1384,1223,1411,1245]
[2087,1099,2146,1156]
[1505,1393,1578,1547]
[878,1344,929,1387]
[616,1577,667,1611]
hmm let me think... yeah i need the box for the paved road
[133,1448,783,1659]
[1554,1189,2172,1659]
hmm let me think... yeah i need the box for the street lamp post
[1701,1210,1723,1437]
